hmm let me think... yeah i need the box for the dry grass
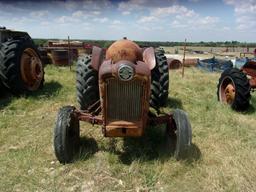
[162,46,255,60]
[0,64,256,192]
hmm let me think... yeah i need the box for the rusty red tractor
[217,60,256,111]
[0,27,44,94]
[53,39,192,164]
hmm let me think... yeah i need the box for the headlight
[118,64,134,81]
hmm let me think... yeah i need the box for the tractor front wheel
[54,106,80,164]
[217,68,251,111]
[166,109,192,160]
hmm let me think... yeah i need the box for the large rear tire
[217,68,251,111]
[54,106,80,164]
[157,51,169,106]
[0,38,44,94]
[76,54,100,111]
[150,50,169,109]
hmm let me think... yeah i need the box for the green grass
[0,65,256,191]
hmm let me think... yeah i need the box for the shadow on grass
[243,104,255,115]
[115,126,201,165]
[0,81,62,109]
[166,97,183,109]
[77,136,99,161]
[0,90,12,109]
[29,81,62,98]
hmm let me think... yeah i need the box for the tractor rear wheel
[217,68,251,111]
[0,81,5,96]
[76,54,100,112]
[54,106,80,164]
[150,50,169,110]
[166,109,192,160]
[157,51,169,106]
[0,38,44,94]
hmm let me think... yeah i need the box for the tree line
[33,39,256,48]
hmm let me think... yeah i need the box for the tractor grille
[106,79,143,121]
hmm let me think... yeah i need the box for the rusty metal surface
[51,50,69,66]
[106,79,142,121]
[167,58,181,69]
[75,110,103,125]
[219,76,235,104]
[91,46,104,71]
[148,113,174,125]
[224,84,235,104]
[76,107,176,137]
[20,48,44,91]
[106,39,142,63]
[183,59,198,67]
[242,60,256,88]
[143,47,156,70]
[98,59,151,137]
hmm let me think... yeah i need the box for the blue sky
[0,0,255,42]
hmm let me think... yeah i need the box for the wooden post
[182,38,187,78]
[68,36,71,71]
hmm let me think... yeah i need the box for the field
[162,46,255,60]
[0,64,256,191]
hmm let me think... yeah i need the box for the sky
[0,0,255,42]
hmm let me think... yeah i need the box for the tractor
[0,27,44,94]
[217,59,256,111]
[53,39,192,164]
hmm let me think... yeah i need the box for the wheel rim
[219,77,236,105]
[20,48,43,91]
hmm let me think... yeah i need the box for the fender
[91,46,104,71]
[143,47,156,70]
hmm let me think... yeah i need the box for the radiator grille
[106,79,143,121]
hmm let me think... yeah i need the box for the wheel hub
[224,84,235,104]
[20,48,43,91]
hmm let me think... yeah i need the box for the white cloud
[151,5,197,18]
[188,0,200,2]
[30,10,49,18]
[122,11,131,15]
[112,20,121,25]
[92,11,101,15]
[118,0,149,11]
[224,0,256,31]
[137,16,157,23]
[40,21,50,26]
[93,17,109,23]
[55,16,80,24]
[72,11,84,18]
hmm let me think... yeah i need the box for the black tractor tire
[0,38,44,94]
[157,51,169,106]
[217,68,251,111]
[150,50,169,109]
[0,80,5,96]
[166,109,192,160]
[76,54,100,111]
[150,65,161,109]
[54,106,80,164]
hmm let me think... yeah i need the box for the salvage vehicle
[0,27,44,94]
[53,39,192,163]
[217,59,256,111]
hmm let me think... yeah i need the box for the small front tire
[166,109,192,160]
[54,106,80,164]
